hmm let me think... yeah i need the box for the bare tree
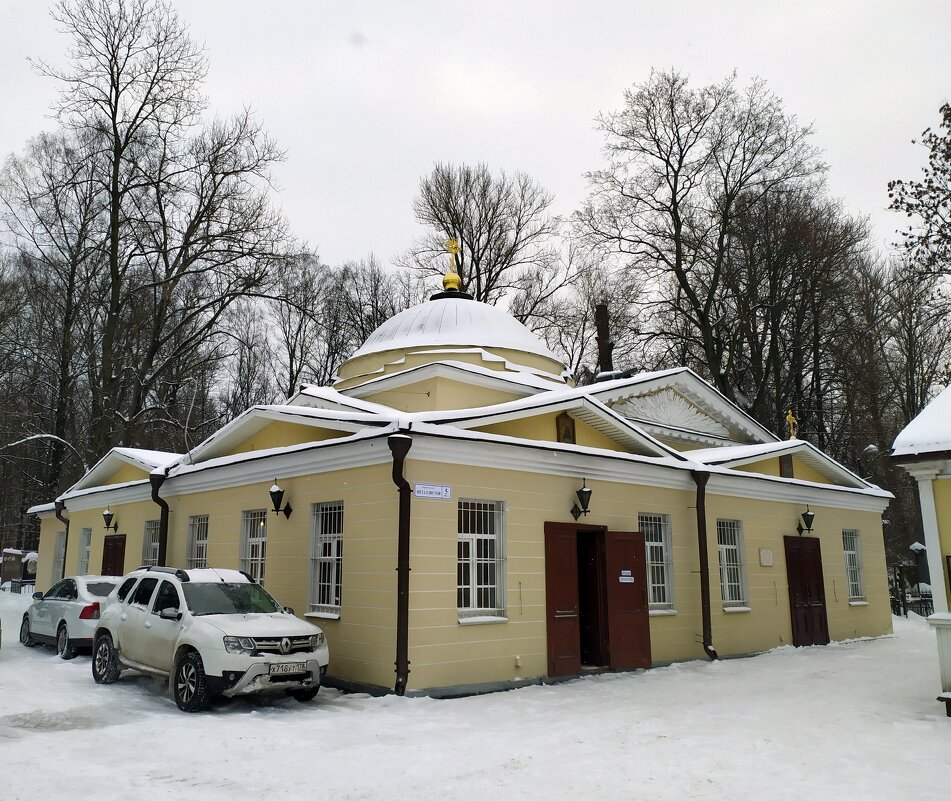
[889,103,951,275]
[404,162,560,305]
[579,70,824,404]
[18,0,290,454]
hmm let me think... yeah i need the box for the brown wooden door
[544,525,581,676]
[604,530,652,669]
[101,534,126,576]
[784,535,830,647]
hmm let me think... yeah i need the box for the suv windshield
[182,582,281,616]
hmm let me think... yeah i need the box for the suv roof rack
[134,565,190,582]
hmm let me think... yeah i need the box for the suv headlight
[309,632,325,650]
[223,636,256,654]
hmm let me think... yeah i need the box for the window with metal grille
[52,531,66,583]
[716,519,747,607]
[77,528,92,575]
[842,529,865,601]
[309,501,344,615]
[457,499,505,618]
[639,513,674,609]
[241,510,268,585]
[188,515,209,569]
[142,520,160,566]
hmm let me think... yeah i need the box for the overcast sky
[1,0,949,267]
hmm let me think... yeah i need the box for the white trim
[911,475,949,614]
[588,367,780,445]
[649,609,678,617]
[458,615,508,625]
[305,611,341,620]
[848,601,870,607]
[723,606,752,613]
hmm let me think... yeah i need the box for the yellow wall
[103,462,151,486]
[360,377,523,414]
[477,414,628,453]
[733,455,846,487]
[38,451,891,693]
[931,477,951,608]
[227,420,346,455]
[335,345,565,389]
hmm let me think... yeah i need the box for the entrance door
[544,524,653,675]
[101,534,126,576]
[544,525,581,676]
[604,531,651,669]
[784,535,830,646]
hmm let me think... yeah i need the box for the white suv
[92,566,329,712]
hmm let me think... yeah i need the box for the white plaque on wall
[414,483,452,500]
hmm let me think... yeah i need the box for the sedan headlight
[309,632,325,650]
[223,636,256,654]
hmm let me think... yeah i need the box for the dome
[349,297,563,364]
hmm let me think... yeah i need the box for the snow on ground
[1,591,947,801]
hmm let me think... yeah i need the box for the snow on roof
[688,439,875,491]
[174,403,397,467]
[687,440,804,463]
[291,385,400,415]
[892,384,951,458]
[111,448,181,469]
[347,297,563,365]
[342,359,565,400]
[26,502,56,515]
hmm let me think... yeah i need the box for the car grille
[251,636,312,655]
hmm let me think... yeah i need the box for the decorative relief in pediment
[611,389,730,437]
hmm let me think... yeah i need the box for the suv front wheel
[174,652,211,712]
[92,633,120,683]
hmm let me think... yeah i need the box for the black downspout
[150,471,170,567]
[54,500,69,577]
[388,433,413,696]
[691,469,718,660]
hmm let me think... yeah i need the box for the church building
[31,271,893,695]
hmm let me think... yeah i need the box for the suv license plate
[270,662,305,675]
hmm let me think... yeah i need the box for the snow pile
[0,592,946,800]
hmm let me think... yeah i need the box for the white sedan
[20,576,119,658]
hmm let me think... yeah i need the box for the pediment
[610,389,730,439]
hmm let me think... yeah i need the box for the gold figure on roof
[442,237,462,291]
[785,408,797,440]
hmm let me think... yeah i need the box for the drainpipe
[54,500,69,572]
[150,470,170,567]
[691,469,718,660]
[388,433,413,696]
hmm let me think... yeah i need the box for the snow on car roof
[183,568,252,584]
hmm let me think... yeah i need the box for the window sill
[649,609,678,617]
[722,606,752,613]
[458,615,508,625]
[848,600,869,607]
[305,611,340,620]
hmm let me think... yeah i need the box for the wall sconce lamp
[796,505,815,535]
[102,507,118,532]
[269,480,293,519]
[570,479,593,521]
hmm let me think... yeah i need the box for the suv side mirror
[32,591,43,600]
[283,606,295,616]
[159,607,182,621]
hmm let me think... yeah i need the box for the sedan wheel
[173,652,210,712]
[57,624,77,660]
[19,616,35,647]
